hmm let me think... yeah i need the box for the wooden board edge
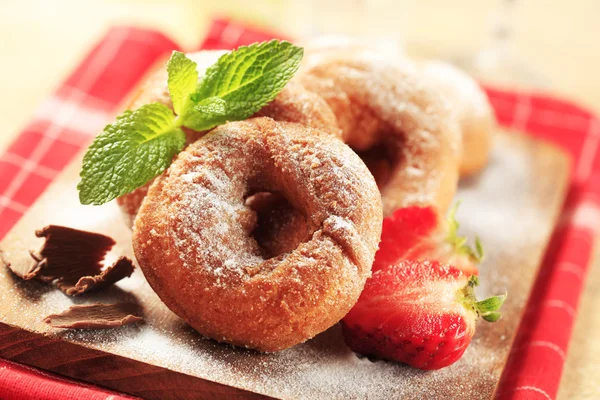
[0,322,272,400]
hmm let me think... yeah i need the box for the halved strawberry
[342,260,505,370]
[373,204,483,275]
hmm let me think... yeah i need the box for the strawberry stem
[446,202,485,264]
[459,275,506,322]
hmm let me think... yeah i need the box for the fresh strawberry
[372,205,438,270]
[373,204,483,275]
[342,260,505,370]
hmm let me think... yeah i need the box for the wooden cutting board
[0,131,569,400]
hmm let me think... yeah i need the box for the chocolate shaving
[56,256,135,296]
[4,225,134,295]
[31,225,116,282]
[44,303,143,329]
[34,225,133,294]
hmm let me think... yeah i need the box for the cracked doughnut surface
[133,117,382,351]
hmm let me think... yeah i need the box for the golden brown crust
[116,183,149,227]
[254,81,340,137]
[133,118,382,351]
[123,42,492,353]
[119,46,493,227]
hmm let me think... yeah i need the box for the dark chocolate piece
[17,225,134,295]
[44,303,143,329]
[32,225,116,282]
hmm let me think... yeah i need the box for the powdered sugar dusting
[172,170,261,276]
[131,133,556,398]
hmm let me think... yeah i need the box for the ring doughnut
[295,42,462,216]
[132,117,383,351]
[117,51,340,227]
[419,61,495,177]
[299,38,493,178]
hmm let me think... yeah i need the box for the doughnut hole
[332,102,406,196]
[352,139,401,191]
[244,191,310,259]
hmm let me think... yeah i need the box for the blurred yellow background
[2,0,600,150]
[0,0,599,398]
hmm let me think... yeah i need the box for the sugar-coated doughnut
[420,61,495,177]
[133,118,382,352]
[117,51,340,227]
[299,38,493,178]
[296,42,462,216]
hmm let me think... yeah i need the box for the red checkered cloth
[1,18,598,400]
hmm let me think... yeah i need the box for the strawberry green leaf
[481,311,502,322]
[476,293,507,317]
[181,40,303,131]
[474,236,485,261]
[167,51,198,115]
[446,202,485,264]
[460,275,506,323]
[467,274,479,287]
[78,103,184,205]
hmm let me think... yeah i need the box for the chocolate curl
[4,225,134,295]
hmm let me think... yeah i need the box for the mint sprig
[182,40,303,130]
[78,40,303,205]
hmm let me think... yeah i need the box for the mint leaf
[180,97,228,131]
[167,51,198,115]
[195,97,227,115]
[78,103,184,205]
[79,41,304,206]
[180,40,303,131]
